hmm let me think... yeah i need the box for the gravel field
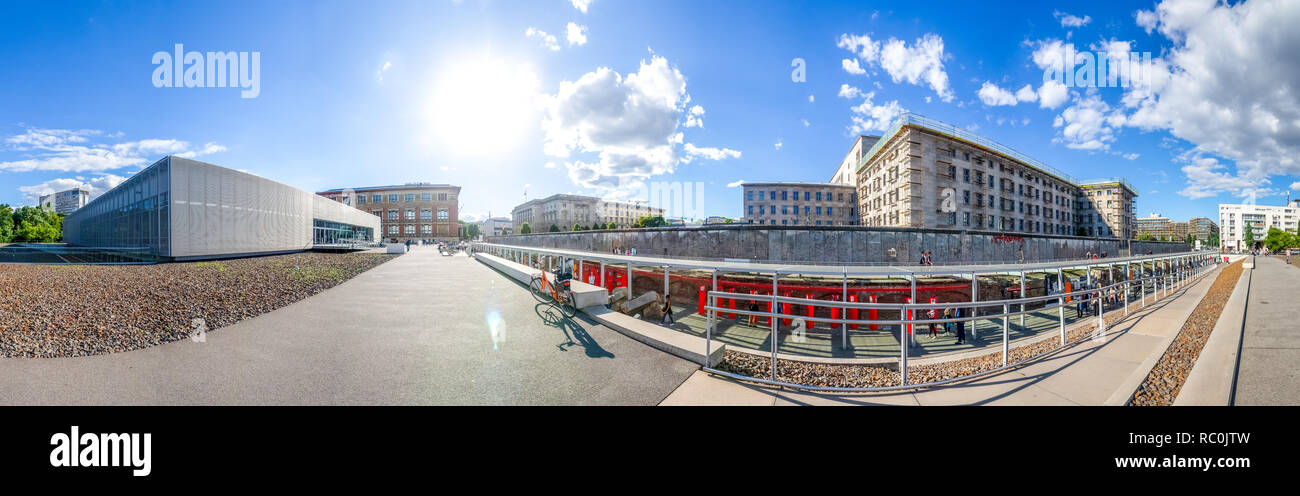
[717,310,1126,389]
[1129,261,1243,406]
[0,252,395,358]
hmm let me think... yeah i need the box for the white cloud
[978,82,1017,106]
[1135,9,1159,34]
[846,91,905,134]
[808,94,814,103]
[726,179,745,188]
[838,32,953,101]
[540,55,738,193]
[1123,153,1140,160]
[1054,11,1092,28]
[1054,92,1123,150]
[18,173,127,204]
[1114,0,1300,199]
[0,128,224,173]
[566,22,588,46]
[1037,80,1070,109]
[977,82,1037,106]
[684,105,704,128]
[802,119,810,127]
[1291,181,1300,191]
[837,84,863,99]
[376,61,392,82]
[544,161,557,169]
[841,58,866,75]
[773,139,783,151]
[682,143,741,162]
[571,0,591,13]
[525,27,560,51]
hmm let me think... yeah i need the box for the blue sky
[2,0,1298,223]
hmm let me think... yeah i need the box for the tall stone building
[852,112,1138,238]
[740,182,858,226]
[511,194,664,233]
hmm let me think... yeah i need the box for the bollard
[868,295,878,330]
[830,295,841,331]
[805,293,815,329]
[1058,296,1065,345]
[1002,303,1010,366]
[849,294,860,330]
[781,292,792,326]
[697,285,706,316]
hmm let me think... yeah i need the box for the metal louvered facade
[63,156,380,261]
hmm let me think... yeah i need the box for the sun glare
[428,58,539,158]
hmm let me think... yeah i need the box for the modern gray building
[63,156,380,261]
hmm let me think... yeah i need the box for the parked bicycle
[530,258,578,318]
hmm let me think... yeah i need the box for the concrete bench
[584,306,727,367]
[474,253,608,308]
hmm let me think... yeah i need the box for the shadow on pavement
[535,303,614,359]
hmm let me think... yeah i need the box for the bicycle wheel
[529,277,551,303]
[558,289,578,318]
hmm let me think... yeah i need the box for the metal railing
[701,257,1218,392]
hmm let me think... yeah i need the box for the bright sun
[428,58,539,158]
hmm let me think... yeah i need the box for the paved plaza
[0,247,698,405]
[1233,256,1300,405]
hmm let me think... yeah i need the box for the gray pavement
[0,247,698,405]
[1233,256,1300,405]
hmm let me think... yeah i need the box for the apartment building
[1219,200,1300,251]
[853,113,1137,238]
[317,182,460,242]
[38,187,91,215]
[1134,213,1188,241]
[1188,216,1220,242]
[511,194,665,233]
[741,182,858,226]
[1076,180,1138,238]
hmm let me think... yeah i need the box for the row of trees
[516,215,671,235]
[0,205,64,243]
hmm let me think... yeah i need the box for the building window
[404,225,414,235]
[388,209,398,220]
[405,194,415,202]
[372,194,382,203]
[437,209,449,221]
[421,193,432,201]
[388,194,398,203]
[357,196,366,205]
[422,224,432,234]
[405,209,415,220]
[388,225,398,234]
[421,209,432,220]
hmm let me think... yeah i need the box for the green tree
[607,222,617,230]
[520,222,531,234]
[466,223,480,238]
[1207,233,1219,248]
[0,204,13,243]
[573,223,582,232]
[549,224,559,232]
[1137,233,1155,241]
[1264,227,1295,252]
[635,215,667,228]
[1244,225,1256,250]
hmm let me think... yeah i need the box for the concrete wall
[486,225,1190,264]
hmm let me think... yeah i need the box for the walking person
[660,293,675,326]
[927,305,939,340]
[954,306,966,344]
[747,299,760,326]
